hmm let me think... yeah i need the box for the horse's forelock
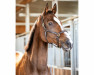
[47,10,53,14]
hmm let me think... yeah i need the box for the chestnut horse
[16,3,73,75]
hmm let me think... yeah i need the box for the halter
[41,16,67,47]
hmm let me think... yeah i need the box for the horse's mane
[25,20,37,52]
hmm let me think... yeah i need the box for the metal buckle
[57,33,60,37]
[42,23,44,27]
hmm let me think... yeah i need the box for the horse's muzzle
[61,40,73,51]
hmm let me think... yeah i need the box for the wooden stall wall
[49,67,71,75]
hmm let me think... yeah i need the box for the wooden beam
[16,0,31,12]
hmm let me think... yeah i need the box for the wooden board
[16,25,32,34]
[48,67,71,75]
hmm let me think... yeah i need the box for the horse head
[38,3,73,51]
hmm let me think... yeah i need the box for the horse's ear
[46,3,49,10]
[43,3,49,16]
[52,3,57,14]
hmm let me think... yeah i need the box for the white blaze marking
[54,17,62,29]
[64,32,73,44]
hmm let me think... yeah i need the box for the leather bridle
[41,16,67,47]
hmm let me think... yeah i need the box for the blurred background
[16,0,78,75]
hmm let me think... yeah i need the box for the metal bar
[62,48,65,67]
[76,19,79,72]
[76,68,79,71]
[16,31,30,38]
[61,16,78,23]
[70,20,75,75]
[62,24,70,27]
[74,18,79,75]
[58,14,77,17]
[74,19,77,75]
[16,4,26,7]
[53,45,55,75]
[60,49,62,67]
[64,28,70,31]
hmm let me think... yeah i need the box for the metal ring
[57,33,60,37]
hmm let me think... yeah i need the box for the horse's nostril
[66,40,70,46]
[66,40,72,48]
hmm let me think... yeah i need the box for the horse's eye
[48,22,53,26]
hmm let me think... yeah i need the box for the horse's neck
[29,26,48,70]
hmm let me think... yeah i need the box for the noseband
[41,16,67,47]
